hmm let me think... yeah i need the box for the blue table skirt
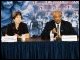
[1,41,79,59]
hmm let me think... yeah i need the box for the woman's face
[14,15,22,24]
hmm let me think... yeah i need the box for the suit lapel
[60,20,64,35]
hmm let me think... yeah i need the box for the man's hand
[51,28,57,34]
[55,35,62,41]
[55,35,61,38]
[51,28,61,38]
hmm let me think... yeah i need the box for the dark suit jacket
[41,20,77,40]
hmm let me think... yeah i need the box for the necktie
[56,24,61,41]
[57,24,59,36]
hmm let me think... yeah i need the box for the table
[1,41,79,59]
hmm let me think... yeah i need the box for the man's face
[52,11,62,24]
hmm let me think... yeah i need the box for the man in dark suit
[41,10,77,40]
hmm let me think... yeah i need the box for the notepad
[1,35,17,42]
[62,35,77,41]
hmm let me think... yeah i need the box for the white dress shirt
[55,23,61,36]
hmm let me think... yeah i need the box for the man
[41,10,77,40]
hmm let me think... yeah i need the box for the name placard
[1,35,17,42]
[62,35,77,41]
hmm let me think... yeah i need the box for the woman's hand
[22,33,30,42]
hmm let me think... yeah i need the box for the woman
[6,11,30,41]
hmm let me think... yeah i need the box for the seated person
[41,10,77,40]
[5,11,30,41]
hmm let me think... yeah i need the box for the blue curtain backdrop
[1,42,79,59]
